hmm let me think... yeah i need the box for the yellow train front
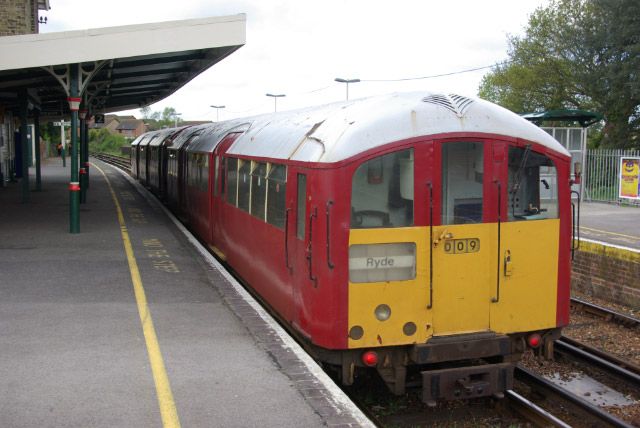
[134,92,573,405]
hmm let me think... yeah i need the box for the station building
[0,0,50,186]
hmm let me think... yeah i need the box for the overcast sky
[41,0,548,121]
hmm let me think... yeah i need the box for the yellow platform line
[94,163,181,428]
[580,225,640,241]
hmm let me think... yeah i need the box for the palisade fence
[584,149,640,205]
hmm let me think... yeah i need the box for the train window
[508,147,559,220]
[238,160,251,212]
[226,157,238,206]
[199,155,209,191]
[351,149,414,228]
[188,153,208,192]
[297,174,307,239]
[250,162,268,220]
[267,164,287,229]
[441,142,484,225]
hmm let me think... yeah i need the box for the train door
[211,132,242,256]
[489,144,560,333]
[178,133,201,217]
[287,170,310,327]
[431,141,493,335]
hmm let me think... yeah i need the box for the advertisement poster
[619,157,640,199]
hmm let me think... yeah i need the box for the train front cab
[343,135,571,403]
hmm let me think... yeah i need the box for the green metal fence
[584,149,640,205]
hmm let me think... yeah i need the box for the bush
[89,129,130,156]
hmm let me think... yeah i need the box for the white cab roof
[225,92,570,163]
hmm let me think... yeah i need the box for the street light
[266,93,286,112]
[334,77,360,101]
[210,105,226,122]
[173,112,182,128]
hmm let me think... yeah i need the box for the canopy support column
[79,107,88,203]
[69,65,81,233]
[19,90,30,203]
[34,109,42,191]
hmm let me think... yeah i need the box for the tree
[139,106,181,131]
[139,105,152,119]
[479,0,640,148]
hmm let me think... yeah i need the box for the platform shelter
[0,14,246,232]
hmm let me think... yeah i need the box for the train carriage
[130,134,145,179]
[137,129,166,187]
[165,124,211,217]
[147,127,186,197]
[132,91,574,404]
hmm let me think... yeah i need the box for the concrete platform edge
[579,238,640,257]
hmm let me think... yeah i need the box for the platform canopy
[521,109,603,128]
[0,14,246,117]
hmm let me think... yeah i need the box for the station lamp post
[210,105,225,122]
[334,77,360,101]
[266,93,285,112]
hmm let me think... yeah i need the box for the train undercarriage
[314,328,562,406]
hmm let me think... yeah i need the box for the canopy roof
[520,109,603,127]
[0,14,246,118]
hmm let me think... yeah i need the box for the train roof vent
[422,93,474,117]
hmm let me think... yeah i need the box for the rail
[571,297,640,328]
[515,366,634,428]
[93,153,130,171]
[505,390,571,428]
[556,336,640,387]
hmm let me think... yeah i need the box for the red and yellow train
[131,92,573,404]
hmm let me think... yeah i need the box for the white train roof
[225,91,569,163]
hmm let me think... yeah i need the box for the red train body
[132,92,573,403]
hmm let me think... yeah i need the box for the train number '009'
[444,238,480,254]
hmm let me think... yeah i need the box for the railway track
[514,366,635,427]
[92,153,130,171]
[505,389,571,427]
[571,297,640,328]
[556,336,640,387]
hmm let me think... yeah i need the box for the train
[130,91,574,405]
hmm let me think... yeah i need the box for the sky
[41,0,549,122]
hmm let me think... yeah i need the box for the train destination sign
[350,255,415,270]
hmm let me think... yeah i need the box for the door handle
[326,201,334,269]
[284,208,292,272]
[433,228,453,247]
[504,250,513,276]
[307,207,318,287]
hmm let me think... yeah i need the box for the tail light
[362,351,378,367]
[527,333,542,348]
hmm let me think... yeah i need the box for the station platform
[0,158,372,428]
[579,202,640,250]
